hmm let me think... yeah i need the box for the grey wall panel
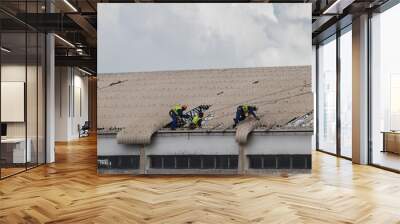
[246,135,312,155]
[97,135,140,156]
[98,132,312,156]
[145,135,238,155]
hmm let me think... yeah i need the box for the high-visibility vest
[192,115,200,126]
[173,104,182,114]
[242,104,249,113]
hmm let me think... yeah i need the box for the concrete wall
[88,77,97,131]
[245,134,311,155]
[352,14,369,164]
[55,67,89,141]
[98,131,312,174]
[98,132,311,156]
[46,32,55,163]
[312,45,317,150]
[146,134,238,155]
[98,135,140,156]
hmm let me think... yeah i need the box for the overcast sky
[98,3,311,73]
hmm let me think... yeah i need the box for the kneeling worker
[233,104,259,128]
[169,104,188,130]
[189,112,204,129]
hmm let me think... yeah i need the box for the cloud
[98,3,311,73]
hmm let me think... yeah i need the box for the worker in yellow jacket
[189,112,204,129]
[233,104,259,128]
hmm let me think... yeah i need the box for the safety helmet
[182,104,188,110]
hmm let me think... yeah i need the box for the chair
[79,121,90,138]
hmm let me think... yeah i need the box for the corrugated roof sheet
[98,66,313,145]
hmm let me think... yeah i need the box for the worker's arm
[249,109,260,120]
[178,110,190,118]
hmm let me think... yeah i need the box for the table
[1,138,31,164]
[382,131,400,154]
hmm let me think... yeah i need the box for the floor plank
[1,135,400,224]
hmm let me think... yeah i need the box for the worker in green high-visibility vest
[233,104,259,128]
[189,112,204,129]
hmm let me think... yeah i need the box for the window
[339,27,352,158]
[370,3,400,171]
[318,35,337,154]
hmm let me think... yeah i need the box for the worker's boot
[232,119,237,128]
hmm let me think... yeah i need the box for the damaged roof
[98,66,313,145]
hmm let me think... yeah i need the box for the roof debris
[99,80,128,89]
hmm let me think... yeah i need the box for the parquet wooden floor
[1,135,400,224]
[1,167,26,178]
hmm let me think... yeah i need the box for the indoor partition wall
[0,3,46,179]
[370,3,400,171]
[0,31,27,177]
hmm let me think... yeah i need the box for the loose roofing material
[235,117,261,144]
[98,66,313,145]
